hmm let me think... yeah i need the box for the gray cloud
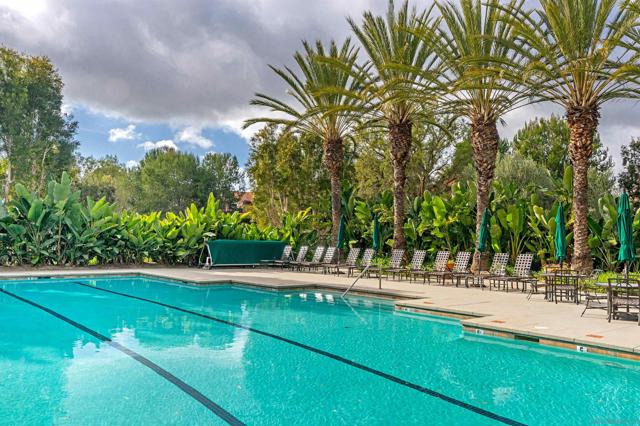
[1,0,639,168]
[0,0,381,128]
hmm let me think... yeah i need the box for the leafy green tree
[133,148,200,213]
[618,138,640,201]
[199,152,245,210]
[347,0,440,250]
[246,125,331,227]
[0,47,78,202]
[512,114,612,179]
[76,155,132,208]
[507,0,640,271]
[244,39,361,245]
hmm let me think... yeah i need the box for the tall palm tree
[243,39,361,245]
[507,0,640,271]
[345,0,440,250]
[415,0,531,269]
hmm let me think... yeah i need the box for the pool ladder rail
[341,264,380,298]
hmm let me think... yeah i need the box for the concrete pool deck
[1,265,639,360]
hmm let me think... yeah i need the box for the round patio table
[540,272,587,303]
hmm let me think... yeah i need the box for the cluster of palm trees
[244,0,640,272]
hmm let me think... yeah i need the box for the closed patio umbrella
[336,215,346,259]
[372,213,381,252]
[554,203,567,269]
[337,215,346,248]
[476,208,491,253]
[617,191,635,280]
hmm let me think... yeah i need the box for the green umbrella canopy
[336,215,346,249]
[476,208,491,253]
[372,213,381,251]
[554,203,567,263]
[617,192,636,263]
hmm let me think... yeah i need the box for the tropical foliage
[0,173,317,266]
[4,0,640,275]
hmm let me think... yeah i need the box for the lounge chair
[464,252,509,289]
[402,250,427,282]
[413,251,450,284]
[287,245,309,269]
[426,251,470,286]
[489,253,535,292]
[447,251,472,287]
[317,247,339,273]
[328,247,361,275]
[260,245,292,268]
[298,246,326,271]
[348,248,376,278]
[382,249,405,280]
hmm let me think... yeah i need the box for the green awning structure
[205,240,286,266]
[476,208,491,253]
[554,203,567,264]
[617,192,635,264]
[337,215,346,249]
[372,213,381,251]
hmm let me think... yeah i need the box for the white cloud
[125,160,139,168]
[61,103,74,115]
[137,139,178,151]
[175,126,213,149]
[108,124,140,142]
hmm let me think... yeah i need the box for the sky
[0,0,638,170]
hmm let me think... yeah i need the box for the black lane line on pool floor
[0,288,245,426]
[74,282,527,426]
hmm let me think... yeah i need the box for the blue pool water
[1,276,639,425]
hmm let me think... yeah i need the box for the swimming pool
[1,276,639,425]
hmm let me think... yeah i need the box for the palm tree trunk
[389,121,412,250]
[324,137,344,246]
[470,117,499,272]
[567,106,599,273]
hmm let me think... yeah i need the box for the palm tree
[415,0,531,269]
[345,0,440,250]
[506,0,640,271]
[243,39,361,245]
